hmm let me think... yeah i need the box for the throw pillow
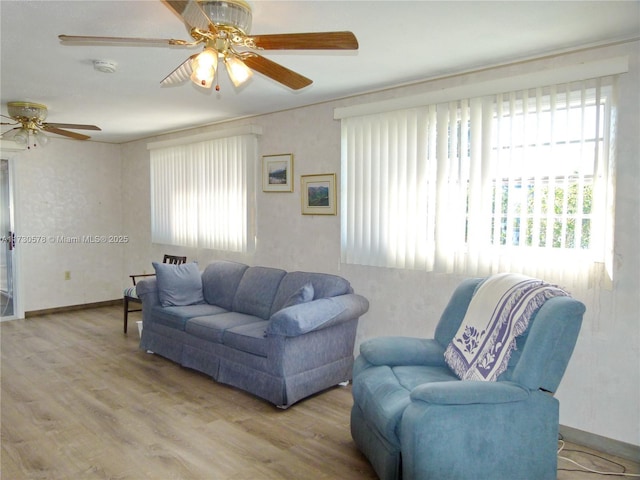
[153,261,204,307]
[281,282,314,310]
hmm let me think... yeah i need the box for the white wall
[14,41,639,447]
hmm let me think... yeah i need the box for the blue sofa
[351,275,585,480]
[137,260,369,408]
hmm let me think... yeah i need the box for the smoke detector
[93,60,117,73]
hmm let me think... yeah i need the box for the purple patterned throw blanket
[444,273,568,382]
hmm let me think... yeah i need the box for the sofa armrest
[359,337,447,367]
[266,293,369,337]
[410,380,530,405]
[135,277,160,307]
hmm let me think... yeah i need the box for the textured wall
[120,42,639,447]
[10,41,639,446]
[12,139,123,310]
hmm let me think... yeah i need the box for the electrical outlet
[64,271,71,280]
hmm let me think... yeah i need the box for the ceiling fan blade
[164,0,188,17]
[161,56,196,86]
[165,0,212,31]
[242,54,312,90]
[42,126,91,140]
[251,31,358,50]
[44,122,101,131]
[0,127,20,137]
[58,34,189,47]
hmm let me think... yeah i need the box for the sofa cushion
[201,261,249,310]
[185,312,264,343]
[151,304,227,331]
[271,271,353,315]
[232,266,286,319]
[124,286,138,298]
[153,261,204,307]
[223,321,271,357]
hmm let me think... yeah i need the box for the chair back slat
[163,254,187,265]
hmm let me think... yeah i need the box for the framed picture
[262,154,293,192]
[301,173,337,215]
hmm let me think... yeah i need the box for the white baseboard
[560,424,640,462]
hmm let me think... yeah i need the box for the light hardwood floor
[2,306,638,479]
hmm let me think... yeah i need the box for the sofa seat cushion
[352,365,458,448]
[185,312,264,344]
[223,321,270,357]
[151,304,227,331]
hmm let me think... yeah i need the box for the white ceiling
[1,1,639,144]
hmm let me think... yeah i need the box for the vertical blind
[341,108,434,270]
[150,134,256,252]
[341,77,616,286]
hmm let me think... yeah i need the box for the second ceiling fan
[59,0,359,91]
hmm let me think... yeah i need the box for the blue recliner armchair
[351,275,585,480]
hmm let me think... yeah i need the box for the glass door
[0,159,14,318]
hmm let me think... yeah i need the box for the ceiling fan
[59,0,358,91]
[0,102,101,148]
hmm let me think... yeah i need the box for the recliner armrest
[359,337,447,367]
[410,380,529,405]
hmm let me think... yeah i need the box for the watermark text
[0,235,129,245]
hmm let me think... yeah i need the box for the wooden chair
[123,254,187,333]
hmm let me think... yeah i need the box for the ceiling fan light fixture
[224,55,252,87]
[10,128,47,149]
[58,2,360,93]
[200,0,252,34]
[7,101,47,122]
[34,130,49,147]
[3,100,100,145]
[190,47,218,88]
[12,129,29,146]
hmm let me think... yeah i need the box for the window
[149,133,257,252]
[340,77,617,284]
[487,85,607,253]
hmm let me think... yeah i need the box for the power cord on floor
[558,439,640,477]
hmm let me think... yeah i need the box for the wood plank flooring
[1,306,638,479]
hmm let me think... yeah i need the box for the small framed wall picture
[301,173,337,215]
[262,154,293,192]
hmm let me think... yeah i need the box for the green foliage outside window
[490,178,593,249]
